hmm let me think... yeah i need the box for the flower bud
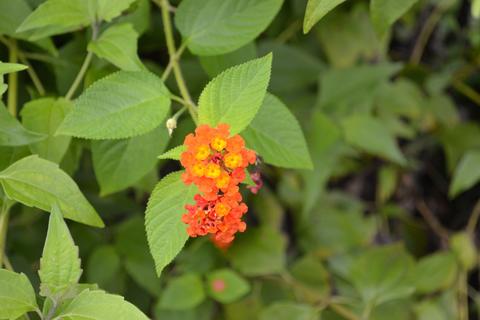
[166,118,177,136]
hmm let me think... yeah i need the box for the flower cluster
[180,124,256,247]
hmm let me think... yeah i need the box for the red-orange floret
[180,123,257,247]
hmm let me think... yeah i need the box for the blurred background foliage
[3,0,480,319]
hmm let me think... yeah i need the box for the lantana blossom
[180,123,257,247]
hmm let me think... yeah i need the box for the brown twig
[467,199,480,235]
[410,4,444,65]
[415,200,450,241]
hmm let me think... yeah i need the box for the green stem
[0,201,11,268]
[161,41,187,82]
[18,53,46,96]
[361,301,374,320]
[65,51,93,100]
[7,39,18,117]
[157,0,198,125]
[172,105,187,121]
[458,271,469,320]
[65,23,99,100]
[330,303,361,320]
[410,5,443,65]
[452,79,480,107]
[170,94,187,105]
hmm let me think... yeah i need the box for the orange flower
[182,192,248,245]
[180,123,257,247]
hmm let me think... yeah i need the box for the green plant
[1,0,480,319]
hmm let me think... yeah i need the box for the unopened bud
[166,118,177,136]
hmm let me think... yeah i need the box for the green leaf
[413,252,458,294]
[92,125,169,195]
[94,0,137,22]
[376,165,398,204]
[207,269,250,304]
[21,98,73,163]
[57,71,171,139]
[474,0,480,17]
[145,172,197,276]
[319,63,401,115]
[341,115,407,165]
[449,150,480,198]
[0,103,45,146]
[242,94,312,169]
[198,54,272,134]
[159,274,205,310]
[87,245,123,293]
[17,0,135,39]
[16,0,93,39]
[154,301,214,320]
[316,5,384,68]
[299,207,375,254]
[0,0,32,37]
[227,227,286,276]
[0,146,30,171]
[258,41,323,94]
[0,155,104,227]
[260,302,317,320]
[88,23,143,71]
[348,244,415,305]
[158,145,185,160]
[370,0,418,37]
[115,217,162,296]
[200,42,257,78]
[175,0,283,55]
[438,123,480,173]
[0,62,28,74]
[57,289,149,320]
[303,0,347,33]
[117,0,151,35]
[450,232,477,271]
[290,255,329,295]
[39,204,82,297]
[0,269,38,319]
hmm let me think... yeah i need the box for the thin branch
[276,20,301,43]
[7,39,18,116]
[410,5,443,65]
[467,199,480,235]
[65,23,99,100]
[0,202,10,268]
[452,79,480,107]
[156,0,198,125]
[416,200,450,241]
[18,53,46,96]
[161,41,187,82]
[330,304,361,320]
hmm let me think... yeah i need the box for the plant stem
[458,271,469,320]
[44,299,58,320]
[452,79,480,107]
[157,0,198,125]
[0,201,11,268]
[161,41,187,82]
[410,4,443,65]
[330,304,360,320]
[467,199,480,235]
[415,200,450,241]
[170,94,187,105]
[18,53,46,96]
[65,23,99,100]
[276,20,301,43]
[3,255,13,271]
[65,51,93,100]
[172,105,187,121]
[7,39,18,116]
